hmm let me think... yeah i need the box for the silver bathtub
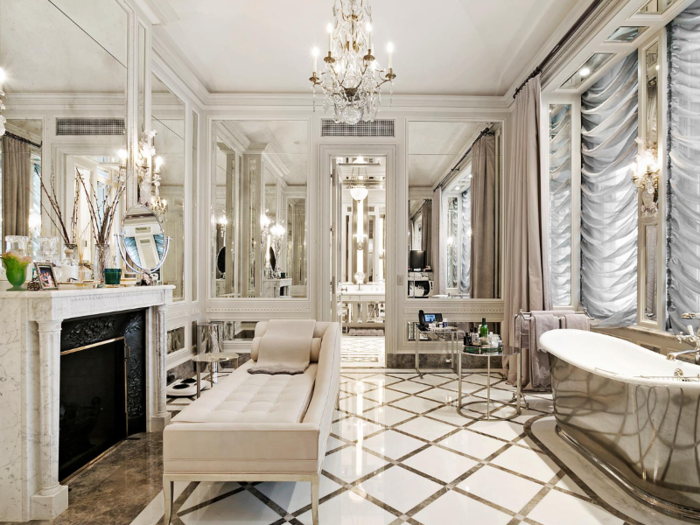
[540,329,700,522]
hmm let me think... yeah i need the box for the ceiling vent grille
[56,118,125,136]
[321,119,394,138]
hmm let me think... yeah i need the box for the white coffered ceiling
[149,0,585,96]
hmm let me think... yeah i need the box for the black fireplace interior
[59,309,146,481]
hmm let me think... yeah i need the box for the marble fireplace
[0,286,173,522]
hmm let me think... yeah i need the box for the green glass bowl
[104,268,122,285]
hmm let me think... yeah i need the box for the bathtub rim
[540,329,700,389]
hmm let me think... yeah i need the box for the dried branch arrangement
[39,171,80,245]
[77,167,128,245]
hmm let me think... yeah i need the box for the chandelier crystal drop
[309,0,396,125]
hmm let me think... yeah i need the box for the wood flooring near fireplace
[14,371,655,525]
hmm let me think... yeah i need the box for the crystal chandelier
[309,0,396,125]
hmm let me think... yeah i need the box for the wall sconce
[632,140,660,217]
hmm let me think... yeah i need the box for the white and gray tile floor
[340,336,386,367]
[148,370,650,525]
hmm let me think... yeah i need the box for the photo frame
[34,262,58,290]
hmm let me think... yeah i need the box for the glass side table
[191,352,240,398]
[457,345,526,420]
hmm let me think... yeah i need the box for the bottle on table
[479,318,489,344]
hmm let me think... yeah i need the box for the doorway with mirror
[331,154,387,367]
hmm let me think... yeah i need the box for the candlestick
[387,42,394,69]
[327,23,333,54]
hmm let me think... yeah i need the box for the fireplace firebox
[59,310,146,480]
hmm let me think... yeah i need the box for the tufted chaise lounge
[163,321,341,525]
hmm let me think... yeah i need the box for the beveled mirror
[117,205,170,274]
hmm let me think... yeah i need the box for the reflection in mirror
[408,121,502,299]
[0,0,127,265]
[211,121,308,299]
[118,205,168,272]
[645,225,657,320]
[642,41,660,322]
[1,120,42,242]
[152,74,186,299]
[646,42,659,148]
[192,112,199,301]
[638,0,678,14]
[335,155,386,329]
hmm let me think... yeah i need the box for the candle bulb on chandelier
[366,23,373,51]
[0,67,6,91]
[312,47,319,74]
[387,42,394,70]
[327,23,333,54]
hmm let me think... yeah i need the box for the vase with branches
[77,167,128,285]
[39,171,81,280]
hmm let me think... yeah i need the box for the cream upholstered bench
[163,321,340,525]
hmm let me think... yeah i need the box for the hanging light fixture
[309,0,396,125]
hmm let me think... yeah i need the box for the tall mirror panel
[211,120,308,299]
[0,0,127,270]
[151,74,186,299]
[407,121,502,299]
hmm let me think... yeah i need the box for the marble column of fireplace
[0,286,173,522]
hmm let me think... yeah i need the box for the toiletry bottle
[479,318,488,343]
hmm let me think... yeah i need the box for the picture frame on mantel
[35,262,58,290]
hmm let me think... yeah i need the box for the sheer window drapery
[580,52,639,327]
[549,105,573,306]
[460,187,471,294]
[667,1,700,332]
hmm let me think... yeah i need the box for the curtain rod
[513,0,606,99]
[3,131,42,149]
[448,127,494,176]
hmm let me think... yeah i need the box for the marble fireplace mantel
[0,286,174,522]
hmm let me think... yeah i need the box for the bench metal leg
[163,477,173,524]
[311,475,320,525]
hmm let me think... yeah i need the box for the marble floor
[18,370,677,525]
[341,336,385,368]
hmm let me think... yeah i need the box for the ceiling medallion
[309,0,396,125]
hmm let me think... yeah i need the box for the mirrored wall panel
[211,120,308,299]
[407,121,502,299]
[152,74,186,299]
[0,0,127,262]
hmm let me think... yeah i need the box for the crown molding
[204,92,512,112]
[152,31,209,109]
[132,0,179,25]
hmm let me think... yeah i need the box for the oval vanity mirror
[117,205,170,274]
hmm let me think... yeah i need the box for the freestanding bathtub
[540,329,700,522]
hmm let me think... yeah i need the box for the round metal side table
[191,352,240,398]
[457,345,525,420]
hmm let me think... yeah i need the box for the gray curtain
[460,187,471,294]
[503,76,551,383]
[470,134,497,299]
[549,105,573,306]
[421,199,432,268]
[668,1,700,333]
[435,186,446,294]
[581,53,639,327]
[2,135,31,239]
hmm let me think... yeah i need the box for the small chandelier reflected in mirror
[309,0,396,125]
[350,186,368,201]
